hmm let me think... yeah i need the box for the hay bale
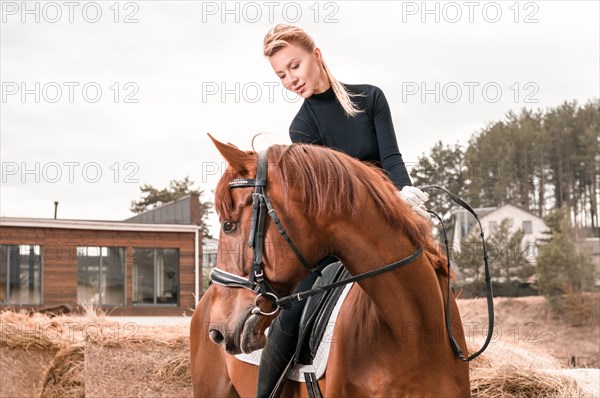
[84,324,192,397]
[150,352,192,385]
[542,369,600,397]
[84,342,193,398]
[471,364,584,397]
[468,339,594,397]
[0,310,193,398]
[0,310,63,397]
[3,307,591,398]
[0,311,62,351]
[0,347,57,398]
[39,343,85,398]
[469,339,562,370]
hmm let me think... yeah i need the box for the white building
[452,204,548,263]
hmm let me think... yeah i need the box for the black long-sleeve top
[289,84,412,189]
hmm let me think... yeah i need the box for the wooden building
[0,195,204,316]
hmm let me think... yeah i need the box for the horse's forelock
[214,152,257,220]
[214,169,235,220]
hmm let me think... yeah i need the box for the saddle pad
[234,282,354,382]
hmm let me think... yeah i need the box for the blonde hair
[263,24,362,117]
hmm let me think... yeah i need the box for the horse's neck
[329,213,445,331]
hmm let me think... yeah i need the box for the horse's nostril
[209,329,225,345]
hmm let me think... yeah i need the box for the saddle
[271,261,351,397]
[233,262,352,397]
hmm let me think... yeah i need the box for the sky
[1,0,599,237]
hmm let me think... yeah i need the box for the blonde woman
[257,24,429,397]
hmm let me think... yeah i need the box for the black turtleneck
[289,84,412,189]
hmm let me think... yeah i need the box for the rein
[210,151,423,314]
[421,185,495,362]
[275,247,423,309]
[210,151,493,363]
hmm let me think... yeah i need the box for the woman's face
[269,44,330,99]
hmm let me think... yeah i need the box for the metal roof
[0,217,200,233]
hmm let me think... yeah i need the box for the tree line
[410,99,599,298]
[410,100,599,230]
[128,100,598,253]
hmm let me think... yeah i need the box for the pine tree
[410,141,467,243]
[487,219,534,282]
[457,234,484,282]
[536,209,595,297]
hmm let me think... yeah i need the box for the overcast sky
[1,0,598,237]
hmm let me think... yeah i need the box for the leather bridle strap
[212,151,321,314]
[249,151,319,275]
[261,193,319,275]
[248,152,270,291]
[275,247,424,309]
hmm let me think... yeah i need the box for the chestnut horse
[190,136,470,397]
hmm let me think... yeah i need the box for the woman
[257,24,429,397]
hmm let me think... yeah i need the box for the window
[522,220,533,234]
[202,240,218,269]
[0,245,42,305]
[489,221,498,235]
[133,248,179,305]
[77,246,125,306]
[202,252,217,269]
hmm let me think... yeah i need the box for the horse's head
[206,135,320,355]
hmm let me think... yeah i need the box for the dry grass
[458,294,600,368]
[467,339,588,397]
[150,352,192,385]
[550,291,600,326]
[471,364,583,397]
[460,294,600,397]
[1,295,599,397]
[0,311,62,351]
[39,343,85,398]
[0,309,192,397]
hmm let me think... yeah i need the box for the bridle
[210,151,322,316]
[210,150,494,362]
[209,151,424,315]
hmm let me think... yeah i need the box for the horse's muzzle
[208,312,267,355]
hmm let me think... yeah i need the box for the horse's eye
[222,221,238,234]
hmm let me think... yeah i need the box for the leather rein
[210,151,494,362]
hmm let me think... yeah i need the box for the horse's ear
[208,133,254,171]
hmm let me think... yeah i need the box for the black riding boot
[255,317,298,398]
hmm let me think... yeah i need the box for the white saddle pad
[235,283,353,382]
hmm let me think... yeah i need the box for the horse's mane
[214,143,446,272]
[269,144,447,272]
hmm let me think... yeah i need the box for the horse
[190,136,470,397]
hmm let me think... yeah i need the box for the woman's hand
[398,186,430,218]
